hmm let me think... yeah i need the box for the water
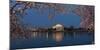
[10,32,94,49]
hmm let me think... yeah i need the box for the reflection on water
[31,32,64,42]
[11,32,94,49]
[53,32,64,42]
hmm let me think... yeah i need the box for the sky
[21,3,81,28]
[12,1,81,28]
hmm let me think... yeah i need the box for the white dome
[52,24,63,29]
[56,24,63,27]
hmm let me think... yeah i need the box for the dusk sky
[21,4,81,28]
[11,1,81,28]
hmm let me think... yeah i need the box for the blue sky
[21,5,81,28]
[13,2,81,28]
